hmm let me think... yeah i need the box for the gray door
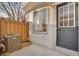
[57,3,78,51]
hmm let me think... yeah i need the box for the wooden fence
[0,19,29,42]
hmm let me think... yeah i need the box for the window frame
[32,7,49,34]
[58,3,75,27]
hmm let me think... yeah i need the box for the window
[33,8,48,33]
[58,3,75,27]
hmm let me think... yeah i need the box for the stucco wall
[29,6,56,49]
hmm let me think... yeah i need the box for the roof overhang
[24,2,64,12]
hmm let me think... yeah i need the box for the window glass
[64,5,68,12]
[60,21,63,26]
[69,19,74,26]
[60,16,63,20]
[64,20,68,26]
[69,4,74,11]
[64,13,68,20]
[59,7,63,15]
[69,12,74,19]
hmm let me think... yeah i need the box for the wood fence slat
[0,20,29,42]
[10,22,14,34]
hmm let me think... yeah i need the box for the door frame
[56,2,79,52]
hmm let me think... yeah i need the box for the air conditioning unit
[4,34,22,53]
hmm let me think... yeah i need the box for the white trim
[74,2,75,27]
[68,3,69,26]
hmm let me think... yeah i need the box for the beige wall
[29,6,56,49]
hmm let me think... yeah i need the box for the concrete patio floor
[9,44,66,56]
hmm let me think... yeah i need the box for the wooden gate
[0,19,29,42]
